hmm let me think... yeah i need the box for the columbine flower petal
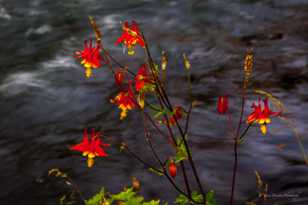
[135,64,153,92]
[260,124,267,135]
[111,85,137,120]
[71,129,110,167]
[246,98,280,135]
[115,21,145,56]
[75,39,102,78]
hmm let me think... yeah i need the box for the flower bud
[131,176,141,191]
[168,160,177,178]
[114,69,125,86]
[217,95,228,114]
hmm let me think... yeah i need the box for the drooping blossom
[168,160,177,178]
[110,85,137,120]
[115,21,145,55]
[75,39,102,78]
[71,129,110,168]
[217,95,228,114]
[135,64,153,92]
[247,98,280,135]
[114,69,126,86]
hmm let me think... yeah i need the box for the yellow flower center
[260,124,267,135]
[87,157,95,168]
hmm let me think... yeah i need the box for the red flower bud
[169,160,177,178]
[114,69,125,86]
[217,95,228,114]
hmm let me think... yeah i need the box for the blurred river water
[0,0,308,204]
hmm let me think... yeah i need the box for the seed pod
[88,16,102,44]
[168,160,177,178]
[243,49,253,89]
[161,51,168,70]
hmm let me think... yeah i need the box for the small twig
[239,123,252,141]
[123,143,162,174]
[143,112,193,202]
[143,111,170,140]
[184,103,193,136]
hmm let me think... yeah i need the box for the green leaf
[59,195,66,205]
[143,84,156,92]
[191,191,202,203]
[85,188,105,205]
[175,194,189,205]
[111,187,164,205]
[143,199,160,205]
[111,187,136,201]
[175,191,204,205]
[174,138,189,163]
[126,196,144,205]
[206,190,218,205]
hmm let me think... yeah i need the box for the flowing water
[1,0,308,204]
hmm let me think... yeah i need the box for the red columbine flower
[135,64,153,92]
[115,20,145,56]
[247,98,280,135]
[217,95,228,114]
[110,85,137,120]
[75,39,102,78]
[71,129,110,168]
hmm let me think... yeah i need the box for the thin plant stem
[136,116,201,204]
[141,32,206,204]
[239,123,252,141]
[163,113,193,200]
[184,103,193,136]
[146,98,193,201]
[229,92,246,205]
[143,112,170,140]
[181,162,193,204]
[102,48,136,77]
[124,143,162,173]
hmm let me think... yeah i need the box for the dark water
[1,0,308,204]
